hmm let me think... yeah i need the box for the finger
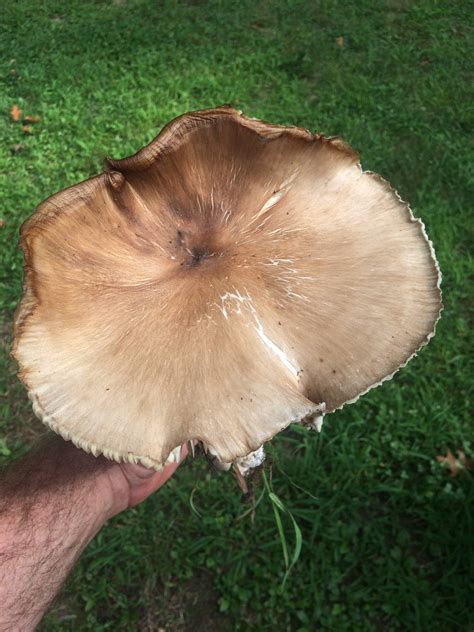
[123,442,189,506]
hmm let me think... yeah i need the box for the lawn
[0,0,473,630]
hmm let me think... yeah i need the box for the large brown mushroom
[13,106,442,472]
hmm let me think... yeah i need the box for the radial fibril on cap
[13,106,442,470]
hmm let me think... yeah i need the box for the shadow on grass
[0,310,45,459]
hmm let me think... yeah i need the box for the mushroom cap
[13,106,442,468]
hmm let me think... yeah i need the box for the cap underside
[13,107,442,467]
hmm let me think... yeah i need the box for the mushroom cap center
[172,224,228,270]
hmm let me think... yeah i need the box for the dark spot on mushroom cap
[186,247,211,267]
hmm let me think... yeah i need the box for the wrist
[30,434,124,526]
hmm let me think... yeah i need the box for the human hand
[5,433,188,520]
[0,434,187,631]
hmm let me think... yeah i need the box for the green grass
[1,0,473,629]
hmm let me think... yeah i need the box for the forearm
[0,435,118,631]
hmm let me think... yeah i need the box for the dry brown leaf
[11,143,24,154]
[457,450,474,471]
[436,449,473,477]
[22,124,31,134]
[11,104,21,122]
[336,36,345,48]
[0,219,5,229]
[24,114,41,124]
[250,20,272,33]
